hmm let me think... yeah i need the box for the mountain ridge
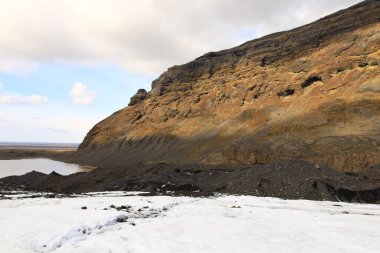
[74,0,380,173]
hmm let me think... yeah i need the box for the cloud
[0,0,361,75]
[70,82,96,105]
[0,93,48,105]
[0,60,38,75]
[0,83,48,105]
[0,82,49,105]
[27,95,49,105]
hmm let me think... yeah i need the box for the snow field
[0,193,379,253]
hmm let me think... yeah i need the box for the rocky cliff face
[76,0,380,173]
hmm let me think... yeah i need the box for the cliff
[75,0,380,173]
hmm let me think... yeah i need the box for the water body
[0,158,93,178]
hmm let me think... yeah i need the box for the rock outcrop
[128,89,148,106]
[76,0,380,173]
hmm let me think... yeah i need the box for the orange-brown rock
[76,0,380,173]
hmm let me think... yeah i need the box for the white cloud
[0,60,38,75]
[0,82,48,105]
[0,93,48,105]
[26,95,49,105]
[70,82,96,105]
[0,0,361,75]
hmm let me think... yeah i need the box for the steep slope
[75,0,380,173]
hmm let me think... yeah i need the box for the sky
[0,0,362,143]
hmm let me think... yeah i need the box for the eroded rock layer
[76,0,380,173]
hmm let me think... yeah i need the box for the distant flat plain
[0,142,77,160]
[0,142,78,151]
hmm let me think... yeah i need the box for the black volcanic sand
[1,159,380,203]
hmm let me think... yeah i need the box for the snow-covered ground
[0,192,379,253]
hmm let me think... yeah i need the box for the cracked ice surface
[0,193,380,253]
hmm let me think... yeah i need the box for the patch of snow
[0,193,379,253]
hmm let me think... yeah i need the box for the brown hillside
[76,0,380,173]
